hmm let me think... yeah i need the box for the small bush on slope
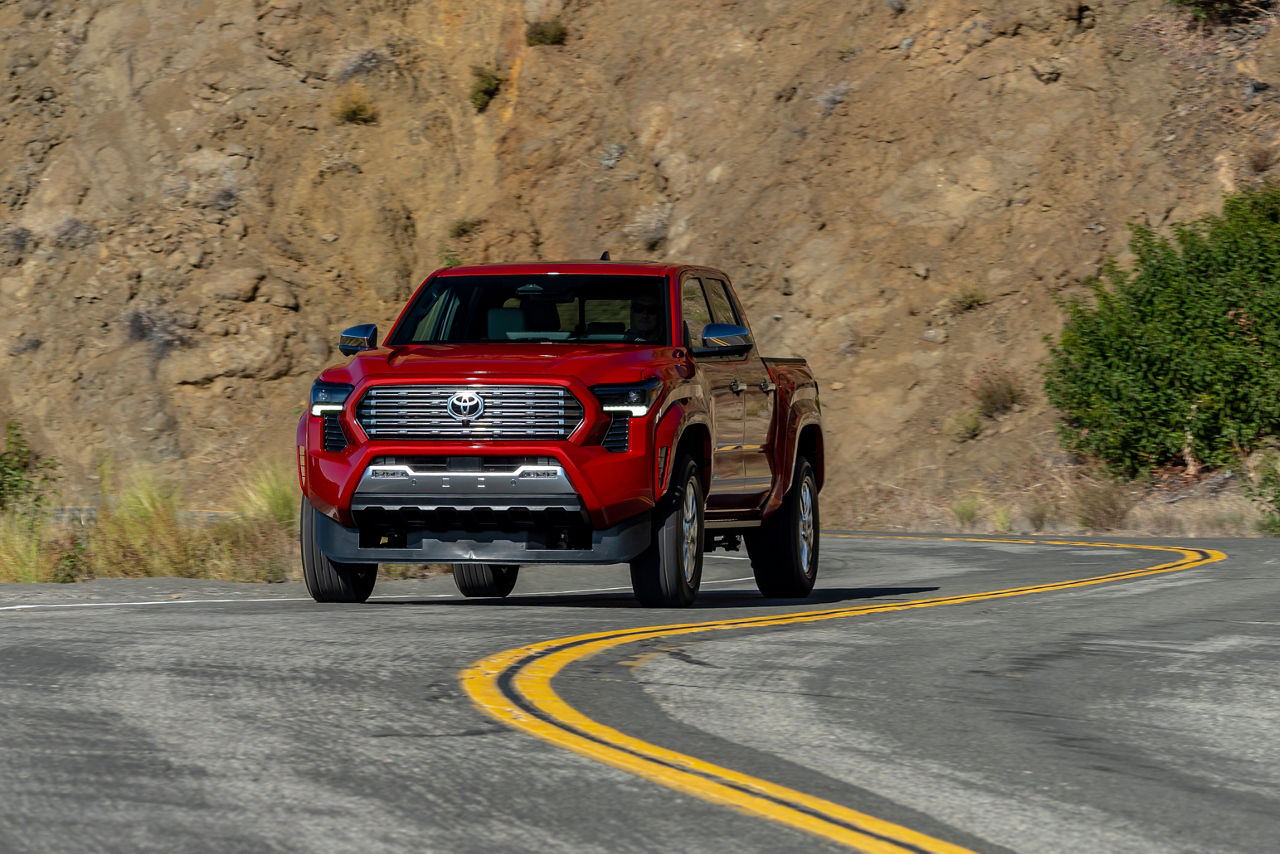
[1045,184,1280,476]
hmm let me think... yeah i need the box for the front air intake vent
[602,415,630,452]
[357,385,584,441]
[323,414,348,452]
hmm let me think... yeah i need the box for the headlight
[590,377,664,417]
[310,381,354,416]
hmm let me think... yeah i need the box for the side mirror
[339,323,378,356]
[691,323,753,358]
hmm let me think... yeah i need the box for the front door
[707,276,775,502]
[682,275,745,510]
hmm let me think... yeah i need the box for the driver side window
[703,278,738,326]
[681,276,712,347]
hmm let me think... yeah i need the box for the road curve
[462,537,1221,853]
[1,535,1277,853]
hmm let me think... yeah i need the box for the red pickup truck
[297,260,823,607]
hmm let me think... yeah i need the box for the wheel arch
[673,423,712,498]
[796,424,824,492]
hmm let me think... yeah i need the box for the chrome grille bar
[357,385,584,441]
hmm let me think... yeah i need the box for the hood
[320,343,679,388]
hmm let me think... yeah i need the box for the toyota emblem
[446,391,484,422]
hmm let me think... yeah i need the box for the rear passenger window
[681,277,712,346]
[703,278,738,326]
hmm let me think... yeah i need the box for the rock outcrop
[1,0,1277,522]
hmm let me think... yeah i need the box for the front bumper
[312,504,652,564]
[301,420,658,530]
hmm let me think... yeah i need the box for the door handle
[760,379,777,393]
[728,379,744,394]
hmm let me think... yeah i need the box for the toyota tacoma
[297,260,823,607]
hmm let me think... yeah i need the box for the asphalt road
[1,534,1277,853]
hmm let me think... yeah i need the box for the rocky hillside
[2,0,1277,527]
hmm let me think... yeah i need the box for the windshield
[388,274,669,345]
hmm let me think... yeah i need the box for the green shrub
[437,246,462,269]
[50,532,91,583]
[0,421,58,512]
[469,66,504,113]
[1170,0,1259,22]
[525,20,568,46]
[1045,184,1280,475]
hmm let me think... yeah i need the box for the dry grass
[0,460,464,585]
[0,462,300,584]
[448,218,484,239]
[1022,497,1055,532]
[1127,493,1259,537]
[1071,475,1136,531]
[951,494,980,529]
[969,363,1027,418]
[949,286,989,314]
[0,513,51,582]
[379,563,452,580]
[947,409,981,442]
[332,88,378,124]
[832,438,1271,537]
[1248,145,1277,174]
[90,470,195,577]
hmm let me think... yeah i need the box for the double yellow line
[460,536,1225,852]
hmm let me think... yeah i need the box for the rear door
[682,274,745,509]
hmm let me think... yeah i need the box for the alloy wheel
[798,479,814,575]
[681,475,699,582]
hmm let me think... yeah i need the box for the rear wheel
[300,500,378,603]
[453,563,519,598]
[746,457,819,598]
[630,455,703,607]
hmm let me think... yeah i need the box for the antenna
[599,251,611,261]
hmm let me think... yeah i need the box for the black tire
[746,457,819,598]
[453,563,519,598]
[630,455,704,607]
[300,499,378,603]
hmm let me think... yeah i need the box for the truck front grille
[356,385,584,441]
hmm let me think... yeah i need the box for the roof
[433,260,683,277]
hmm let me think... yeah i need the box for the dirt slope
[2,0,1277,527]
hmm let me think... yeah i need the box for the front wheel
[453,563,519,598]
[746,457,819,598]
[630,455,704,607]
[300,500,378,603]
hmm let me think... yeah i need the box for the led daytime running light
[590,377,663,418]
[310,381,354,417]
